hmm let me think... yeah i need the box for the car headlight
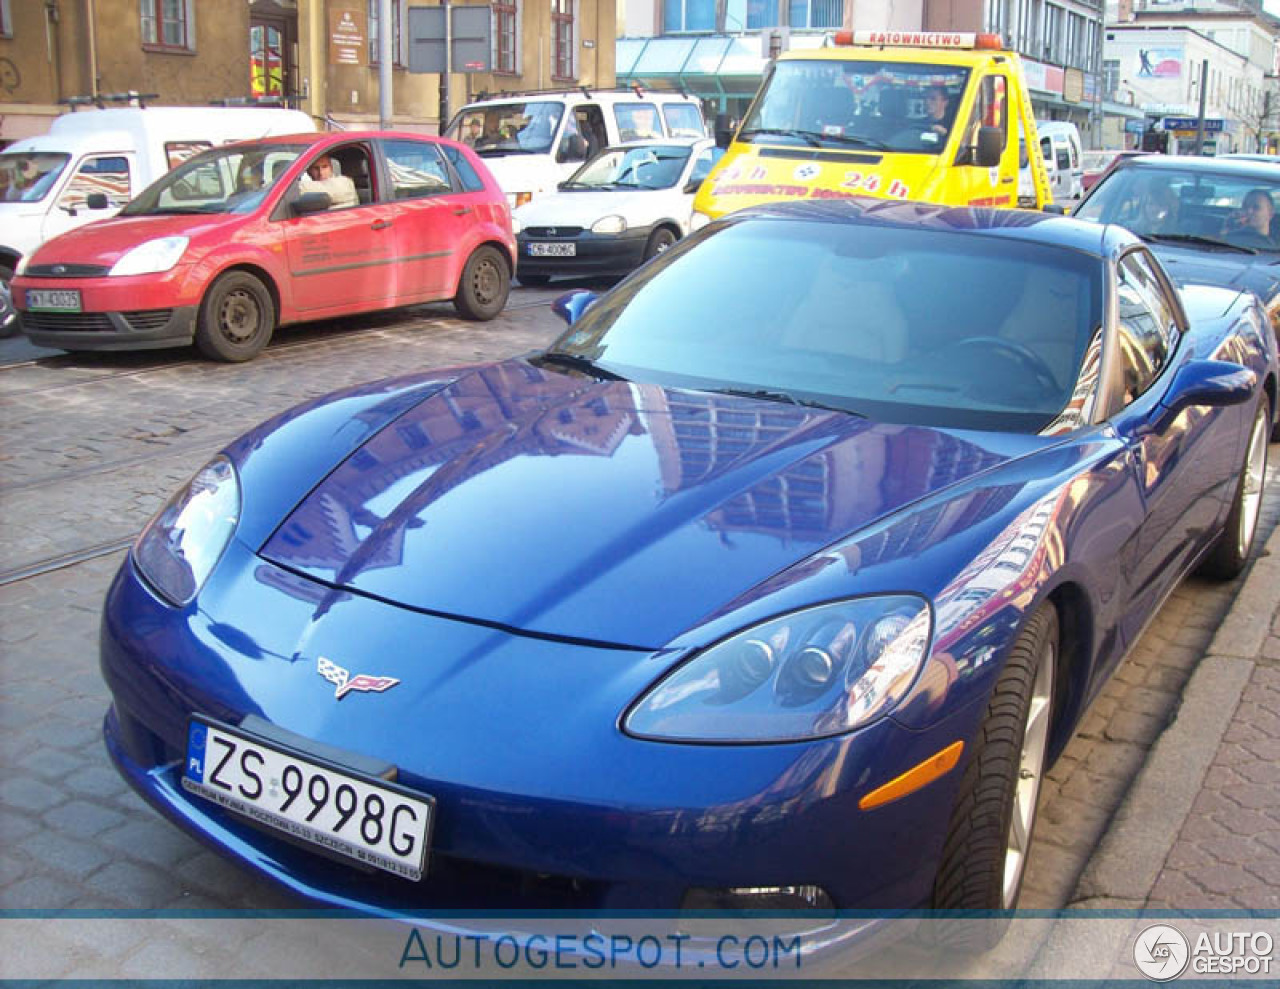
[109,236,190,277]
[689,210,713,232]
[591,215,627,235]
[133,456,240,607]
[625,596,932,743]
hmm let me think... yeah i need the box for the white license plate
[26,289,82,312]
[182,718,433,881]
[528,242,576,257]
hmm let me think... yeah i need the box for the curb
[1066,521,1280,908]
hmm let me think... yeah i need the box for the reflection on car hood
[1150,243,1280,306]
[259,361,1036,647]
[515,189,681,228]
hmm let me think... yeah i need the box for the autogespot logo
[1134,924,1191,981]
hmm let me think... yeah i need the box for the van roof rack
[61,91,159,110]
[470,84,692,102]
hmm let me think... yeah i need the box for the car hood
[1150,244,1280,305]
[258,361,1031,647]
[516,189,679,228]
[28,213,231,267]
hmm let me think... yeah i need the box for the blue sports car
[102,201,1276,930]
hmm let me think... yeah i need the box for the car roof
[1110,154,1280,180]
[722,197,1125,258]
[242,130,458,148]
[608,137,711,149]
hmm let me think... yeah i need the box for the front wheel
[1199,399,1270,580]
[195,271,274,362]
[454,246,510,321]
[932,606,1057,942]
[642,227,678,262]
[0,263,17,339]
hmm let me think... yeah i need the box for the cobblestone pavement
[0,295,1277,924]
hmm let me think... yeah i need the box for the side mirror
[683,178,703,195]
[1159,360,1255,419]
[86,192,110,210]
[974,126,1003,168]
[1042,203,1068,215]
[551,289,598,327]
[292,190,332,215]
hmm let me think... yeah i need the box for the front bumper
[516,227,654,279]
[101,542,976,915]
[15,266,201,351]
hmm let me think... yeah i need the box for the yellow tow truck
[692,31,1054,226]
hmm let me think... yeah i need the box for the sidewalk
[1072,520,1280,911]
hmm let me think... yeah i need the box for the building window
[551,0,574,81]
[788,0,840,29]
[369,0,405,67]
[664,0,715,32]
[493,0,519,75]
[0,1,11,39]
[141,0,193,51]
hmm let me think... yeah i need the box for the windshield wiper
[1142,233,1257,255]
[707,386,860,415]
[536,353,629,381]
[737,128,822,147]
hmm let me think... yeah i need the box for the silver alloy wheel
[1002,635,1055,908]
[218,289,261,344]
[1237,409,1268,558]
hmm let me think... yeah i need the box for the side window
[689,148,719,186]
[1115,252,1177,405]
[663,103,705,138]
[556,113,589,163]
[615,103,661,142]
[1056,148,1071,171]
[57,156,131,210]
[575,105,608,157]
[958,75,1007,162]
[1040,137,1053,162]
[381,140,451,199]
[439,145,485,192]
[165,141,213,170]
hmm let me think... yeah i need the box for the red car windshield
[120,143,310,216]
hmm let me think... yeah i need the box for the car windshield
[447,101,565,155]
[1075,165,1280,251]
[563,145,693,190]
[740,59,970,154]
[0,152,71,203]
[548,218,1103,434]
[119,143,309,216]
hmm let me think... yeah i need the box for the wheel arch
[1041,580,1095,767]
[204,262,282,325]
[0,247,21,275]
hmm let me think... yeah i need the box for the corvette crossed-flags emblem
[316,656,400,700]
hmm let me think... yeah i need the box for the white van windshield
[447,102,565,155]
[120,143,308,216]
[741,60,970,154]
[0,153,71,204]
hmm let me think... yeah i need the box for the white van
[0,106,314,282]
[443,88,707,208]
[1036,121,1084,201]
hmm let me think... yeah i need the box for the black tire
[517,272,551,288]
[195,271,274,362]
[0,263,17,339]
[1199,399,1270,580]
[932,606,1058,946]
[453,246,510,321]
[642,227,678,262]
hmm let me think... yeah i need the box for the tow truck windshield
[742,60,970,155]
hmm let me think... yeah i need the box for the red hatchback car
[14,131,515,361]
